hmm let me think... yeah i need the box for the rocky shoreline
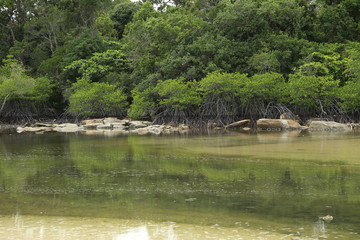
[15,118,190,135]
[9,117,360,135]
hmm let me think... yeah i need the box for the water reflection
[2,213,300,240]
[0,132,359,239]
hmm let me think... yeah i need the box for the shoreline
[2,117,359,135]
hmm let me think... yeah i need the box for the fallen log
[225,119,250,128]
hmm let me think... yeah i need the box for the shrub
[286,74,340,116]
[128,88,157,120]
[155,78,201,110]
[68,79,128,117]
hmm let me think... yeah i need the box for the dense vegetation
[0,0,359,125]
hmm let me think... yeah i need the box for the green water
[0,130,359,239]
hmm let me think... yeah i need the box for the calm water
[0,130,359,239]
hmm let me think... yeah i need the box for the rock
[54,123,79,132]
[257,119,284,129]
[308,121,351,131]
[178,124,189,130]
[112,123,127,130]
[257,118,303,130]
[286,120,303,129]
[103,117,122,124]
[33,122,55,127]
[58,123,79,128]
[319,215,333,222]
[39,127,54,132]
[242,127,251,131]
[147,125,163,135]
[130,120,152,129]
[80,118,104,125]
[17,126,53,133]
[225,119,250,128]
[23,127,43,132]
[16,127,25,133]
[96,124,113,130]
[82,124,99,130]
[349,123,360,130]
[135,128,149,135]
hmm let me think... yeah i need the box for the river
[0,130,359,239]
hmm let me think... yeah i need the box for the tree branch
[0,94,11,115]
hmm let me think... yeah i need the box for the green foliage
[338,81,360,113]
[68,79,128,117]
[258,0,305,37]
[37,46,67,76]
[295,43,349,84]
[249,52,281,74]
[62,29,106,68]
[128,88,157,120]
[95,13,117,38]
[0,59,52,101]
[198,72,248,120]
[314,4,358,43]
[110,1,140,38]
[64,49,127,81]
[246,73,285,103]
[199,72,248,100]
[344,42,360,82]
[0,58,53,117]
[215,0,267,41]
[1,0,360,121]
[0,61,35,99]
[286,74,340,112]
[155,78,201,110]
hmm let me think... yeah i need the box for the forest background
[0,0,359,126]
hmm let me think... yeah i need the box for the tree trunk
[0,94,11,115]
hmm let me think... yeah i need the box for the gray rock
[102,117,123,124]
[133,128,149,135]
[130,120,152,129]
[96,124,113,129]
[112,123,127,129]
[80,119,104,125]
[308,121,351,131]
[82,124,99,130]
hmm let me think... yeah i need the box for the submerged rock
[319,215,333,222]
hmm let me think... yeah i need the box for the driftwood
[225,119,251,128]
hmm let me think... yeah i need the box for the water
[0,130,359,239]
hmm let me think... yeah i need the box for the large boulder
[308,120,351,131]
[257,118,303,130]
